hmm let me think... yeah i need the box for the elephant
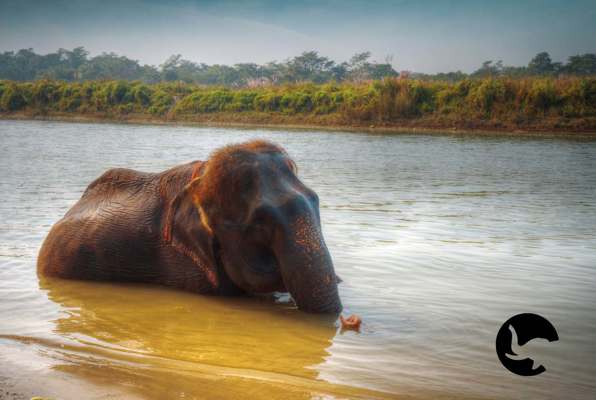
[38,140,342,314]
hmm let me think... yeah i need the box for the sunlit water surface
[1,120,595,399]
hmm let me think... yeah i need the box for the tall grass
[1,77,594,130]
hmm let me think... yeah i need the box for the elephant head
[178,140,342,314]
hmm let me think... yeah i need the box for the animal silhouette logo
[495,313,559,376]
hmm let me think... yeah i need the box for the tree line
[0,48,397,86]
[413,52,596,81]
[0,47,595,86]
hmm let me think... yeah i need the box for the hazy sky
[1,0,594,73]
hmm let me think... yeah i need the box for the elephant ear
[162,177,219,289]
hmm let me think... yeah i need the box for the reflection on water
[22,277,381,399]
[1,120,596,399]
[39,277,335,375]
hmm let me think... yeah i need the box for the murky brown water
[1,120,595,399]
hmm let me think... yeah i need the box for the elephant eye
[248,210,273,235]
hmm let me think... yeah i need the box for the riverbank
[2,111,596,137]
[0,112,596,138]
[1,77,595,135]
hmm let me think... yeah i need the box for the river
[1,120,595,399]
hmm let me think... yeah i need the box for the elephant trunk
[274,212,342,314]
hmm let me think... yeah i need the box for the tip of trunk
[290,285,343,314]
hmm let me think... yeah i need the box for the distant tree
[160,54,183,81]
[286,51,335,83]
[366,63,398,80]
[348,51,372,81]
[564,53,596,75]
[234,63,261,84]
[79,53,143,80]
[329,62,349,82]
[140,65,161,83]
[347,52,397,81]
[528,52,555,75]
[203,64,241,86]
[0,47,92,81]
[1,46,593,86]
[0,51,25,80]
[69,47,90,69]
[472,60,503,77]
[261,61,287,84]
[500,65,528,78]
[349,52,371,68]
[12,49,43,80]
[413,70,468,82]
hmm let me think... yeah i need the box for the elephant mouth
[246,247,279,276]
[217,241,286,294]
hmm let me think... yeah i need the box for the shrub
[58,85,82,111]
[197,90,233,112]
[313,91,335,114]
[97,81,133,107]
[227,91,257,112]
[436,86,460,113]
[562,79,596,116]
[132,84,153,106]
[253,91,282,112]
[468,79,508,114]
[149,90,174,115]
[31,81,60,108]
[527,80,559,113]
[0,84,27,111]
[0,78,593,129]
[173,92,202,114]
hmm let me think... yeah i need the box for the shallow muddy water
[1,120,595,399]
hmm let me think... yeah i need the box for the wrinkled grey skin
[212,152,342,313]
[38,141,342,314]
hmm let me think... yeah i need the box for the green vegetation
[0,48,397,85]
[1,47,596,86]
[2,77,594,132]
[411,52,596,82]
